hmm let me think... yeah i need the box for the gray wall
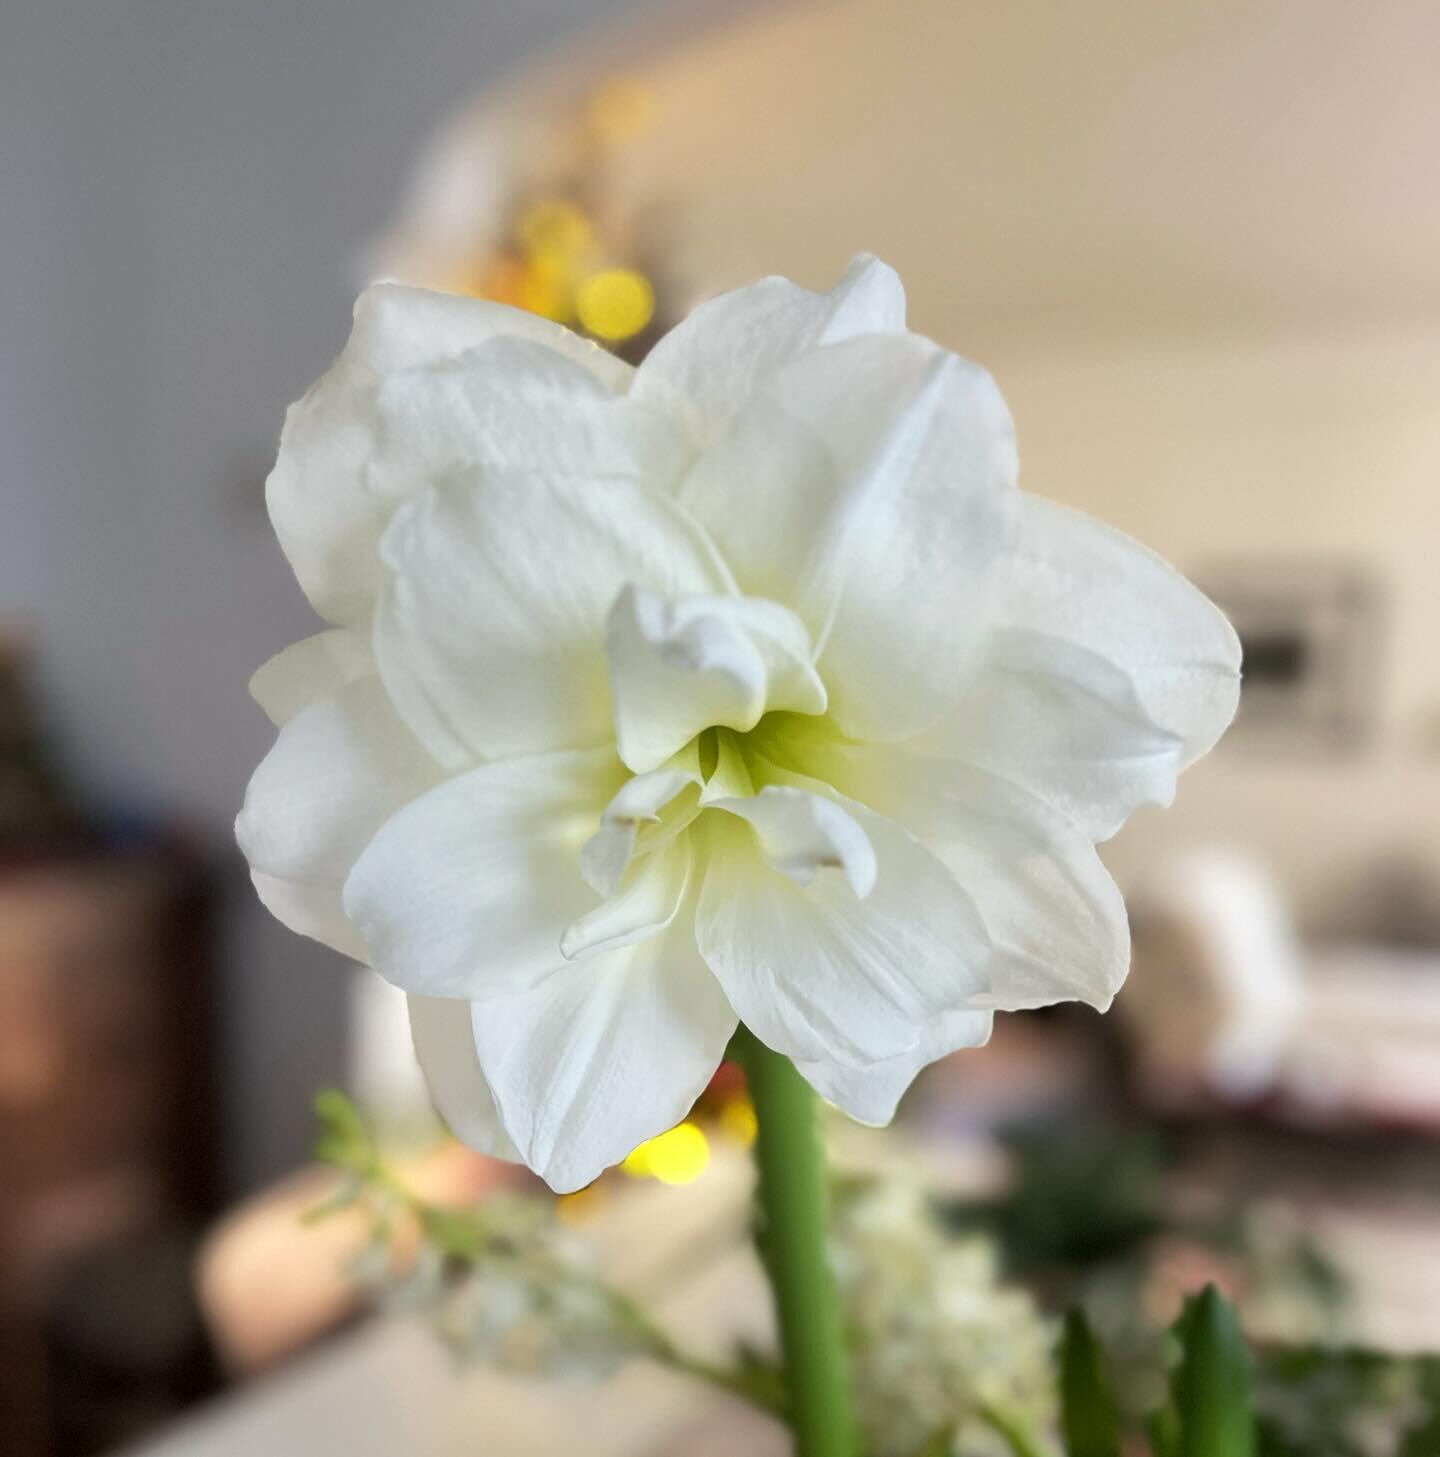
[1,0,650,1192]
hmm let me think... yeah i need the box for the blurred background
[4,1,1440,1453]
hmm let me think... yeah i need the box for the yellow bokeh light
[621,1121,710,1185]
[718,1097,758,1147]
[576,268,655,342]
[587,78,656,143]
[516,199,594,261]
[517,254,576,324]
[555,1183,607,1224]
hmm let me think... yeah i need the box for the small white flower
[237,256,1239,1192]
[832,1182,1057,1457]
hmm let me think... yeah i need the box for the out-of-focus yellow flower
[516,200,595,262]
[576,268,655,342]
[621,1121,710,1185]
[518,254,578,324]
[474,256,527,308]
[717,1097,758,1147]
[586,78,655,143]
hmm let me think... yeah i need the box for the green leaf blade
[1060,1308,1123,1457]
[1173,1286,1256,1457]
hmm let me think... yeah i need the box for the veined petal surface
[408,994,522,1162]
[468,909,737,1193]
[606,587,826,773]
[342,748,627,998]
[794,1008,995,1126]
[235,675,443,958]
[676,332,1019,741]
[635,253,906,439]
[998,495,1241,768]
[694,795,991,1069]
[797,741,1130,1012]
[267,283,677,626]
[248,628,374,728]
[375,470,729,767]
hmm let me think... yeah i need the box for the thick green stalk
[733,1027,858,1457]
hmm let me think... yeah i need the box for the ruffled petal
[908,628,1186,841]
[676,332,1018,741]
[635,253,905,440]
[248,871,370,964]
[235,675,443,958]
[710,785,877,898]
[794,1008,994,1126]
[266,283,685,625]
[468,912,737,1192]
[578,752,702,896]
[561,835,693,961]
[407,994,522,1162]
[248,629,374,728]
[693,793,991,1068]
[605,587,826,773]
[374,471,729,767]
[341,748,628,998]
[998,495,1241,769]
[781,738,1130,1012]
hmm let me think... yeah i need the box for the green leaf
[1172,1286,1256,1457]
[1147,1405,1182,1457]
[1059,1309,1122,1457]
[906,1424,956,1457]
[312,1087,370,1167]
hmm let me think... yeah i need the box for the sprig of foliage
[307,1090,788,1414]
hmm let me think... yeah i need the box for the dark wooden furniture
[0,840,216,1457]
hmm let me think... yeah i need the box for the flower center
[604,585,829,775]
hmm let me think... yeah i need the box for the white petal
[794,1009,994,1127]
[374,471,728,767]
[694,796,991,1068]
[579,753,703,896]
[249,870,370,963]
[235,675,442,957]
[407,994,521,1162]
[1001,495,1241,768]
[605,587,826,773]
[342,748,628,998]
[783,739,1130,1012]
[266,283,680,625]
[248,629,374,728]
[906,628,1186,842]
[469,914,737,1192]
[710,785,877,898]
[636,254,905,439]
[676,332,1018,741]
[349,283,632,387]
[561,835,692,961]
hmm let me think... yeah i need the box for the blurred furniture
[1124,849,1440,1129]
[0,840,217,1457]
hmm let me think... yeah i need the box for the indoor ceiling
[385,0,1440,355]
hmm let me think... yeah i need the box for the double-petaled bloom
[237,256,1239,1191]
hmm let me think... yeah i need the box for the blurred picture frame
[1199,559,1383,755]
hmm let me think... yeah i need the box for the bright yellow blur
[621,1120,710,1185]
[718,1097,758,1147]
[576,268,656,341]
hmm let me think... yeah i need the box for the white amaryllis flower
[237,256,1239,1192]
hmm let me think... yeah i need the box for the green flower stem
[978,1400,1057,1457]
[732,1026,859,1457]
